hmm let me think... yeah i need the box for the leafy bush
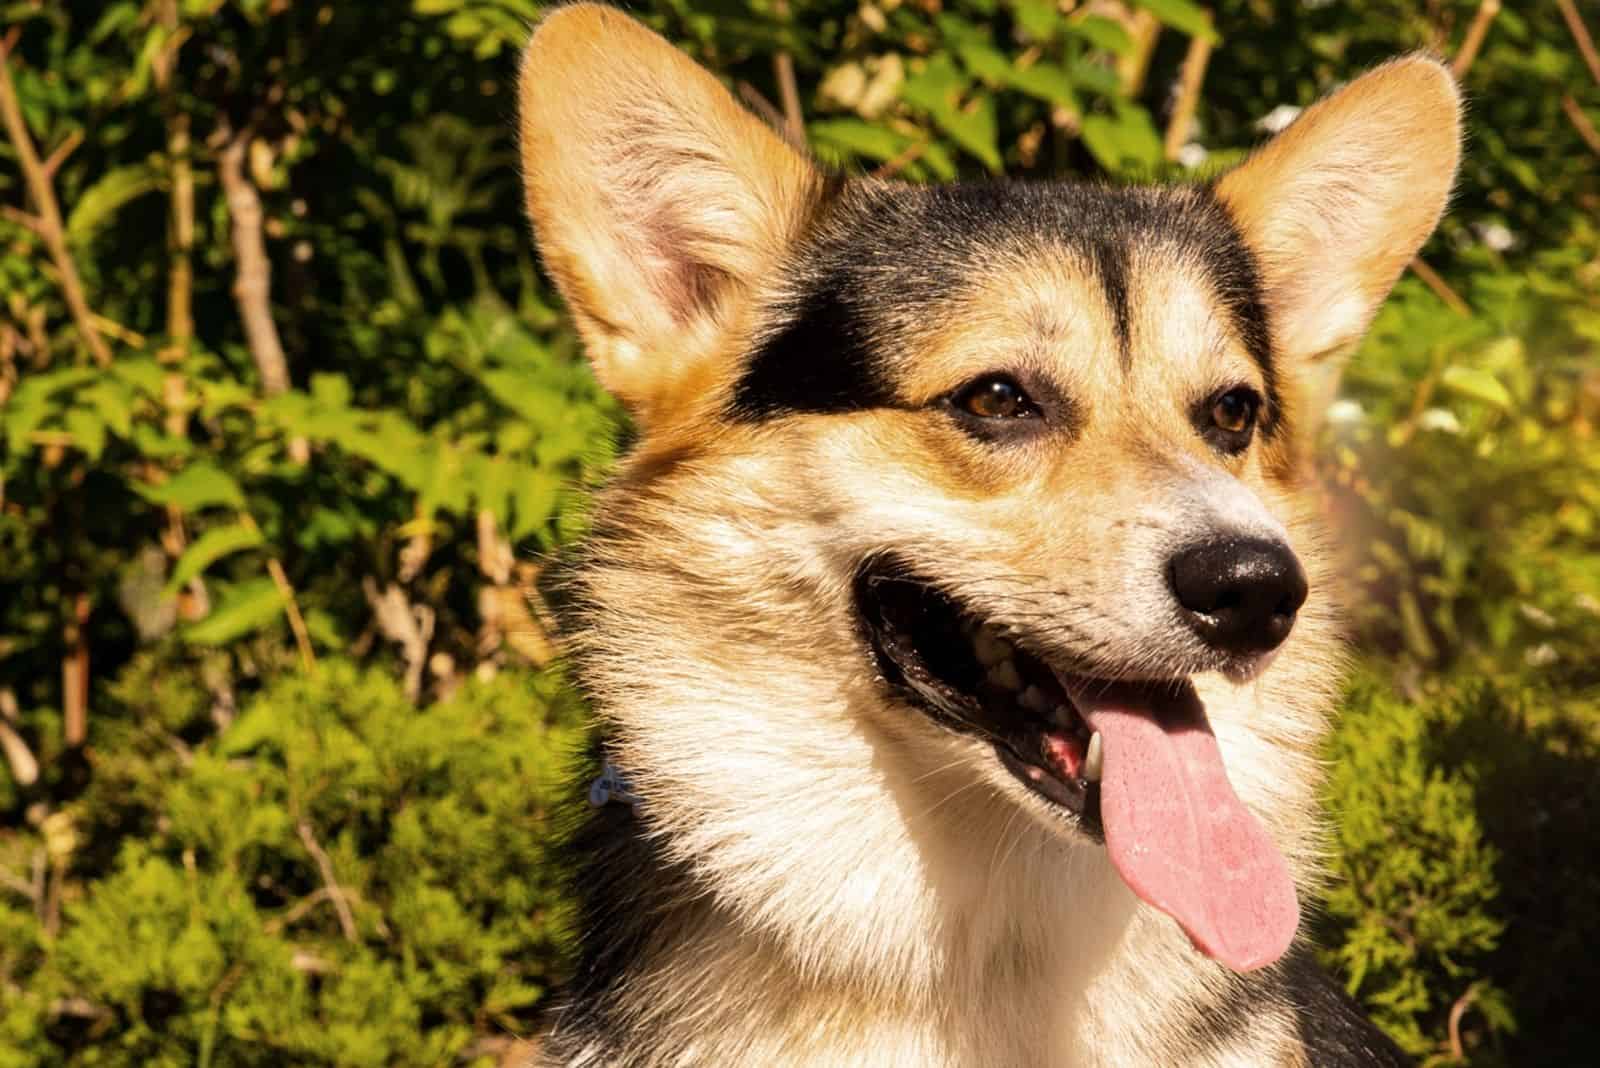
[1,659,584,1066]
[1,0,1597,1063]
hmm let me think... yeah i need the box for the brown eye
[954,376,1036,420]
[1210,388,1259,435]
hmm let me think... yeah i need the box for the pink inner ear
[655,241,728,327]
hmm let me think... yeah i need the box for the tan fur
[515,8,1461,1066]
[517,4,823,425]
[1215,56,1463,415]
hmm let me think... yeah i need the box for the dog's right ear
[518,4,824,421]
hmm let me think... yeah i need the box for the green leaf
[1439,366,1513,411]
[65,164,162,244]
[64,408,106,460]
[1071,16,1135,55]
[956,42,1010,85]
[1010,0,1063,41]
[164,524,265,596]
[1132,0,1219,43]
[183,579,285,646]
[135,462,246,512]
[1081,105,1163,172]
[902,56,1001,172]
[808,118,910,162]
[1004,62,1080,113]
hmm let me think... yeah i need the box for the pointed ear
[518,4,824,419]
[1215,56,1462,403]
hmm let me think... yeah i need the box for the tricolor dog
[516,7,1460,1064]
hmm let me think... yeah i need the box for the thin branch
[1450,0,1500,79]
[1557,0,1600,88]
[770,0,805,148]
[363,578,434,703]
[266,556,316,672]
[61,592,90,747]
[0,40,112,367]
[295,821,358,943]
[232,512,313,670]
[773,53,805,148]
[1114,9,1162,96]
[152,0,208,618]
[1410,256,1471,316]
[0,721,38,786]
[0,204,42,234]
[40,128,82,182]
[1163,12,1215,162]
[216,124,308,463]
[155,0,194,344]
[216,128,289,394]
[1446,983,1481,1062]
[262,885,334,935]
[1563,94,1600,157]
[871,140,927,180]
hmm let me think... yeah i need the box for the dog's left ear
[518,4,824,423]
[1216,56,1462,412]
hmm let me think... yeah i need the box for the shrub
[0,659,585,1066]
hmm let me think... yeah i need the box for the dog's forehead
[730,180,1274,418]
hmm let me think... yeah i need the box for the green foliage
[1323,670,1511,1061]
[1325,252,1600,680]
[2,660,584,1066]
[1,0,1596,1063]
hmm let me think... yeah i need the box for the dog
[515,6,1461,1065]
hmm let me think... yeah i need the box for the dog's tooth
[1083,731,1104,783]
[973,626,1009,667]
[1049,704,1075,728]
[989,658,1022,692]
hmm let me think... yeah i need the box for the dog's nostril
[1168,537,1308,655]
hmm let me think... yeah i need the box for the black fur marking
[1166,944,1410,1066]
[1279,945,1413,1066]
[539,739,707,1065]
[1192,185,1279,436]
[1090,239,1133,366]
[728,181,1280,430]
[732,269,897,417]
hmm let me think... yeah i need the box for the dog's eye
[1203,387,1261,452]
[953,376,1037,420]
[1211,389,1257,433]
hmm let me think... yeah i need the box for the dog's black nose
[1168,537,1308,655]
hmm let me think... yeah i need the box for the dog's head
[521,5,1460,978]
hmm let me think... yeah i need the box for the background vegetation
[0,0,1595,1064]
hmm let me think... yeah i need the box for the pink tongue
[1070,681,1298,972]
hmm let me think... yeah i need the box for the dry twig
[1563,93,1600,157]
[1557,0,1600,88]
[1410,257,1471,316]
[295,821,358,943]
[1163,13,1214,162]
[770,0,805,148]
[61,592,90,747]
[1450,0,1500,79]
[871,140,928,180]
[1446,983,1481,1061]
[363,578,434,702]
[0,687,38,786]
[266,556,317,672]
[0,36,112,366]
[216,124,309,463]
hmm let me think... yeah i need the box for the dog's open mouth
[853,558,1301,973]
[852,565,1104,822]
